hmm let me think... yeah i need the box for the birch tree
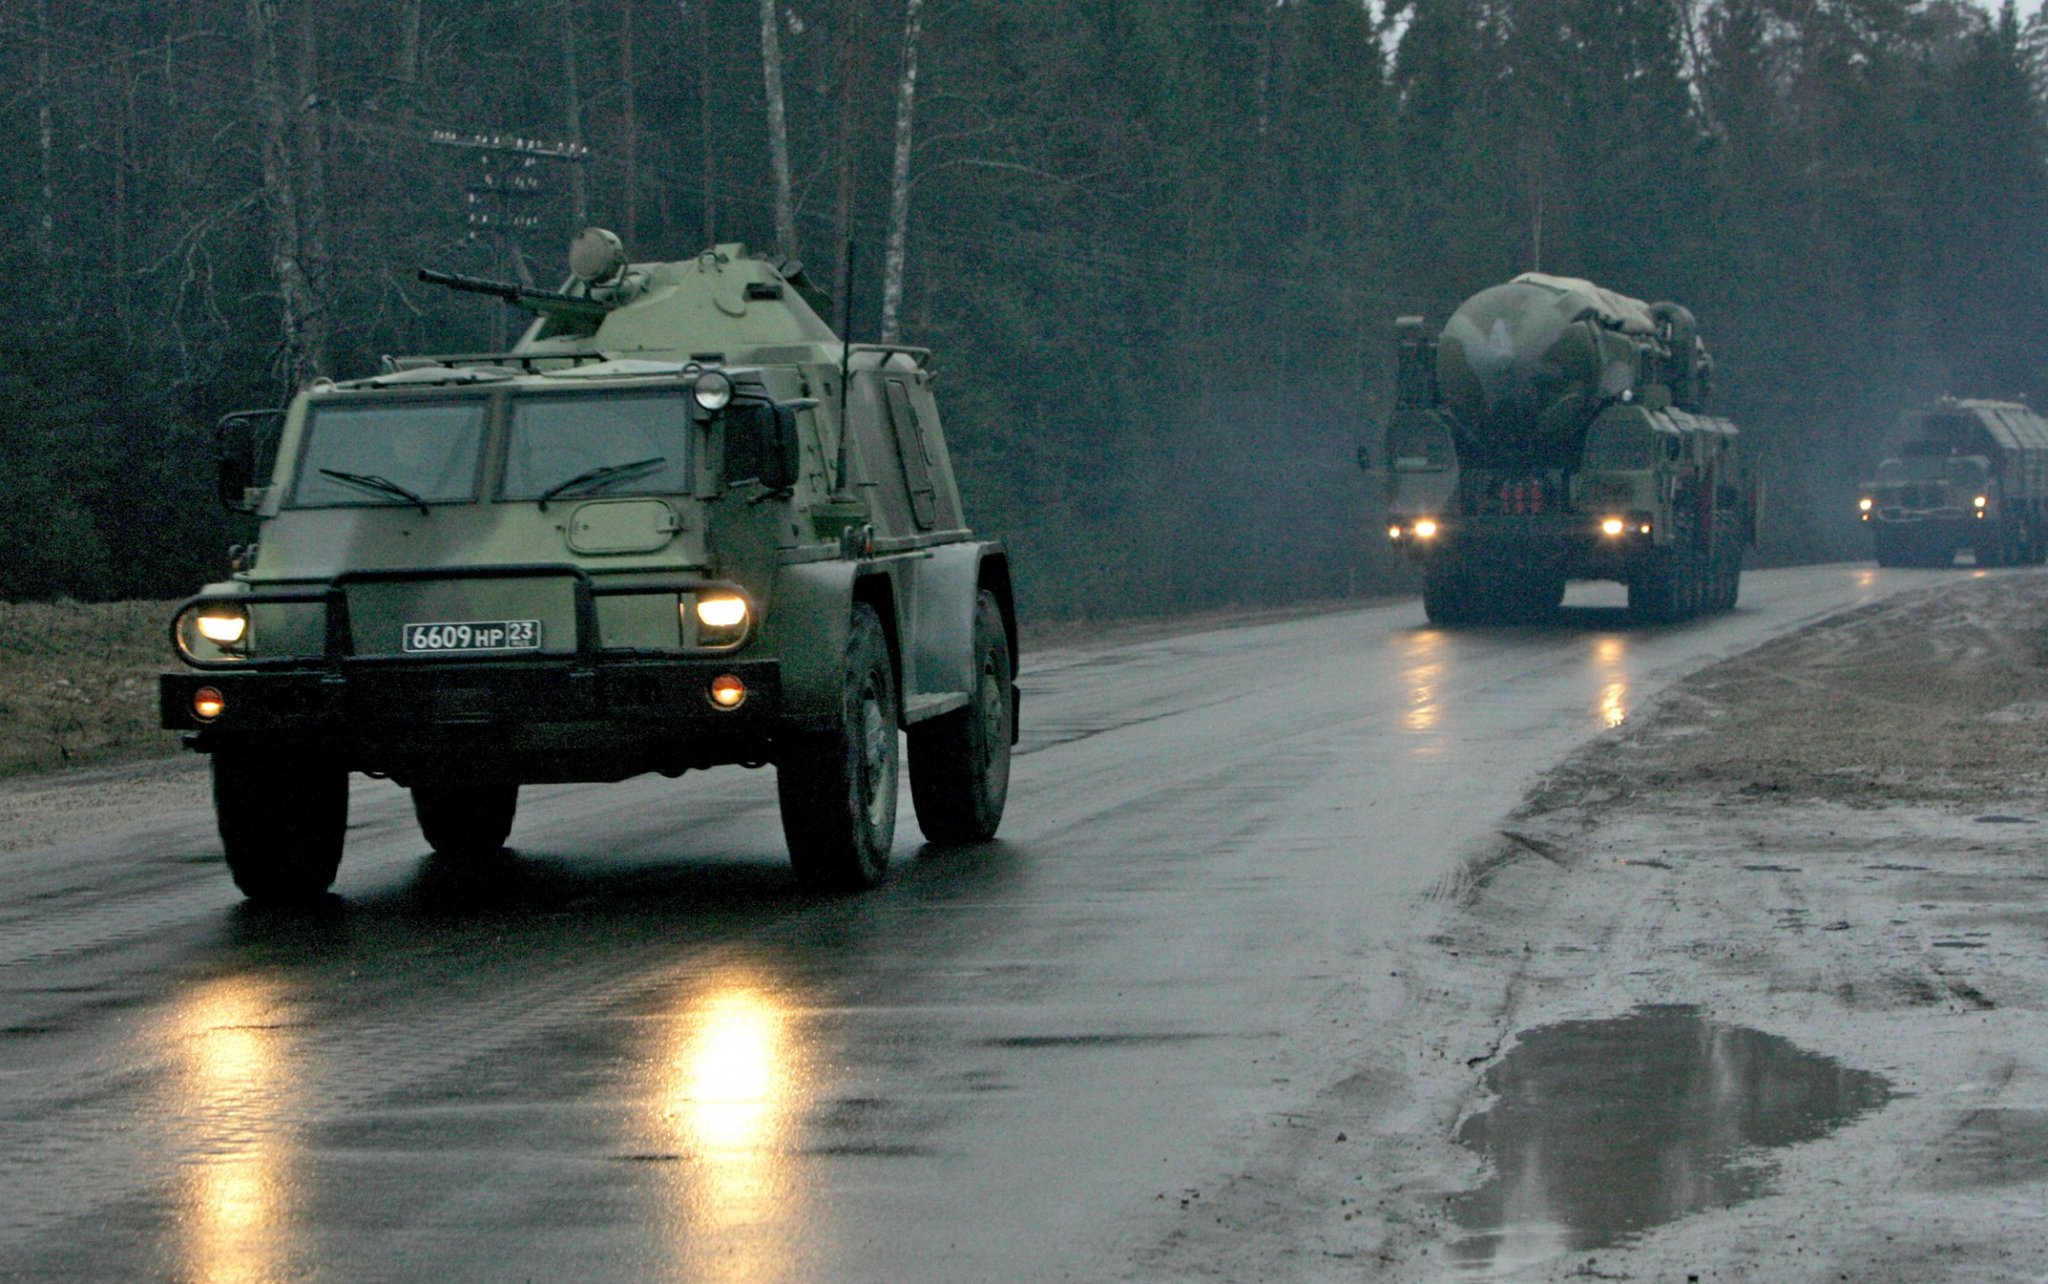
[246,0,328,387]
[760,0,797,255]
[878,0,922,343]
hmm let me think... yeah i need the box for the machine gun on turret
[416,268,615,324]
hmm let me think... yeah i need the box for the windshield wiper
[319,468,431,516]
[538,456,667,509]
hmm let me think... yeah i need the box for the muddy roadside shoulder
[1395,573,2048,1280]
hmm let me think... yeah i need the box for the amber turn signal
[709,674,747,710]
[192,687,226,721]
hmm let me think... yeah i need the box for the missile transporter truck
[1857,398,2048,567]
[1368,274,1755,625]
[163,229,1018,902]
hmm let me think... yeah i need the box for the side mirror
[216,410,282,513]
[723,401,802,492]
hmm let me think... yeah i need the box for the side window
[884,379,938,530]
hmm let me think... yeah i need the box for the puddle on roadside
[1449,1005,1890,1276]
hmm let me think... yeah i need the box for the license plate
[401,619,542,653]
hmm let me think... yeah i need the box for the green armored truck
[163,229,1018,902]
[1366,273,1756,625]
[1857,398,2048,567]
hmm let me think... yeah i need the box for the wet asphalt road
[0,565,1952,1282]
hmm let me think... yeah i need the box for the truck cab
[163,233,1018,902]
[1859,399,2048,568]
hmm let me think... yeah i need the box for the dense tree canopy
[2,0,2045,613]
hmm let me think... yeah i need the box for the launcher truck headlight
[1412,518,1439,540]
[1600,517,1627,537]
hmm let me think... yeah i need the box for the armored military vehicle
[163,229,1018,902]
[1857,397,2048,567]
[1366,273,1755,625]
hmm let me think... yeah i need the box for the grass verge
[0,600,180,777]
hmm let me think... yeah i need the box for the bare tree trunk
[620,0,638,244]
[553,0,589,226]
[396,0,422,101]
[760,0,796,256]
[293,2,333,369]
[247,0,326,388]
[33,0,54,269]
[878,0,923,344]
[698,0,716,243]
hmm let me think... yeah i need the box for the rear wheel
[910,591,1014,844]
[212,750,348,904]
[411,783,518,860]
[778,603,899,891]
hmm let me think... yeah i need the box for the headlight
[1975,495,1989,509]
[1859,497,1873,512]
[195,610,248,644]
[1388,525,1404,540]
[1413,518,1439,539]
[687,592,750,647]
[692,371,734,412]
[175,602,251,663]
[1600,517,1626,537]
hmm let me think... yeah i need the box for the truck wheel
[778,603,899,891]
[212,751,348,904]
[909,591,1014,844]
[1628,555,1680,624]
[1422,559,1469,625]
[412,783,518,860]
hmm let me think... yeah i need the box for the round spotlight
[692,370,734,412]
[1388,525,1404,540]
[709,674,747,710]
[1974,495,1989,509]
[1859,497,1874,512]
[192,687,226,721]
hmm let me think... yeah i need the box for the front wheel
[777,603,899,891]
[212,750,348,904]
[910,591,1015,844]
[411,783,518,860]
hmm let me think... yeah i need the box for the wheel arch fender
[904,542,997,722]
[763,561,860,725]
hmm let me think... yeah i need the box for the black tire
[909,591,1014,844]
[1421,557,1480,626]
[777,603,899,891]
[1628,553,1681,624]
[212,750,348,904]
[411,783,518,860]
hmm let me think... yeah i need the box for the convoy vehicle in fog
[1366,274,1756,625]
[1857,397,2048,567]
[162,229,1017,902]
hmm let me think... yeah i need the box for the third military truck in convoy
[1857,397,2048,567]
[1367,274,1756,625]
[162,229,1017,903]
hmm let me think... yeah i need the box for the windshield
[291,401,487,508]
[503,392,694,500]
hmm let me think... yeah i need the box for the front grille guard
[170,563,758,673]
